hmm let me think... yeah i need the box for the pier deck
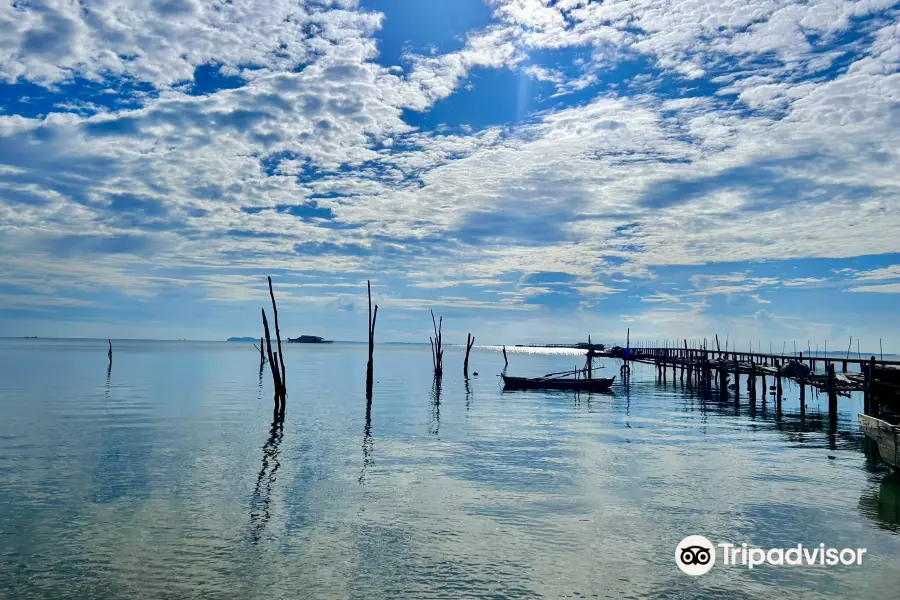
[606,342,900,421]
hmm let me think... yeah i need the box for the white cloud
[852,265,900,281]
[0,0,899,325]
[846,283,900,293]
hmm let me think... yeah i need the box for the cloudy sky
[0,0,898,349]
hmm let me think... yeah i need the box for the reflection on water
[1,339,899,599]
[860,472,900,533]
[429,376,441,436]
[249,408,285,544]
[359,397,374,484]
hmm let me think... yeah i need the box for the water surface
[1,338,899,598]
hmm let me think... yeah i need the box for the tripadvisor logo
[675,536,867,575]
[676,535,715,576]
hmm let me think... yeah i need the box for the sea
[1,338,899,599]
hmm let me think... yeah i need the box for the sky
[0,0,898,350]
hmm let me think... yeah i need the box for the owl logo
[676,536,716,575]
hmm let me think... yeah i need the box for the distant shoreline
[0,337,897,358]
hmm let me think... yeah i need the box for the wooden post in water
[107,339,112,364]
[862,360,869,415]
[624,328,630,382]
[749,362,756,401]
[869,356,879,417]
[826,363,838,424]
[464,333,475,377]
[502,345,508,368]
[703,350,710,392]
[844,336,851,373]
[261,308,284,409]
[719,357,728,399]
[366,281,378,398]
[775,360,782,405]
[733,354,740,401]
[267,276,287,409]
[429,310,444,377]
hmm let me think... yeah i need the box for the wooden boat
[501,373,615,392]
[860,414,900,470]
[287,335,332,344]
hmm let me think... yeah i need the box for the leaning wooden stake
[261,308,284,407]
[267,277,286,403]
[107,339,112,364]
[255,338,266,367]
[464,333,475,377]
[502,344,508,368]
[366,280,378,398]
[430,309,444,376]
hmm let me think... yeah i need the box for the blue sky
[0,0,899,350]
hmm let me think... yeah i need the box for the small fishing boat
[501,373,615,392]
[860,414,900,471]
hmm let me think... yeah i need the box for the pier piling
[826,363,838,424]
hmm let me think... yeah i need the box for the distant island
[227,337,258,342]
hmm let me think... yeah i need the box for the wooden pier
[608,341,900,422]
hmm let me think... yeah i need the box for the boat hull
[860,414,900,470]
[501,374,615,392]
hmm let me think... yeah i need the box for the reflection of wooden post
[366,281,378,398]
[464,333,474,377]
[799,376,806,412]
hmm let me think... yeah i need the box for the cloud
[846,283,900,293]
[1,0,899,340]
[852,264,900,281]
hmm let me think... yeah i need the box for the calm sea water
[1,338,899,599]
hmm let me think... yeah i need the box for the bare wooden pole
[261,308,283,407]
[255,339,266,367]
[267,277,286,401]
[366,280,378,397]
[502,344,508,368]
[107,339,112,364]
[464,333,474,377]
[430,310,443,376]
